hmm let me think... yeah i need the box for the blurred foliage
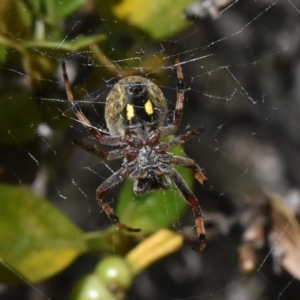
[71,230,183,300]
[0,184,85,283]
[0,94,42,144]
[0,182,187,297]
[98,0,195,40]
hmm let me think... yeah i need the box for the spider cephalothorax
[62,46,212,251]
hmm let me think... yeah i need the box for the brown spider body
[62,47,212,251]
[106,76,171,194]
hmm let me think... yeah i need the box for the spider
[61,46,212,251]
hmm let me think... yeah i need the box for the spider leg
[162,127,205,149]
[172,156,212,190]
[96,169,141,232]
[73,140,123,160]
[166,167,207,251]
[172,43,185,128]
[171,127,205,146]
[61,61,121,146]
[158,125,178,137]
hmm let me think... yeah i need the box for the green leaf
[0,184,86,283]
[27,0,88,23]
[116,144,193,233]
[24,34,106,81]
[24,34,107,52]
[110,0,195,39]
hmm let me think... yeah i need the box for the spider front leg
[61,61,121,146]
[96,168,141,232]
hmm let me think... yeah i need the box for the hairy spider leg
[61,61,121,146]
[126,44,184,136]
[172,43,185,128]
[166,127,206,149]
[73,140,123,160]
[157,127,212,189]
[166,167,207,251]
[96,168,141,232]
[172,156,212,190]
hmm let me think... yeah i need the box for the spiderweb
[0,0,300,299]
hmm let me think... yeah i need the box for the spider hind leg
[96,169,141,232]
[170,168,207,251]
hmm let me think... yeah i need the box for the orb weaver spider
[61,45,212,251]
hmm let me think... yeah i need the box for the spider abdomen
[105,76,168,137]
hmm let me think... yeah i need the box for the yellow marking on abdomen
[145,99,154,115]
[126,103,135,120]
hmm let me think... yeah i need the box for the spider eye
[128,82,143,95]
